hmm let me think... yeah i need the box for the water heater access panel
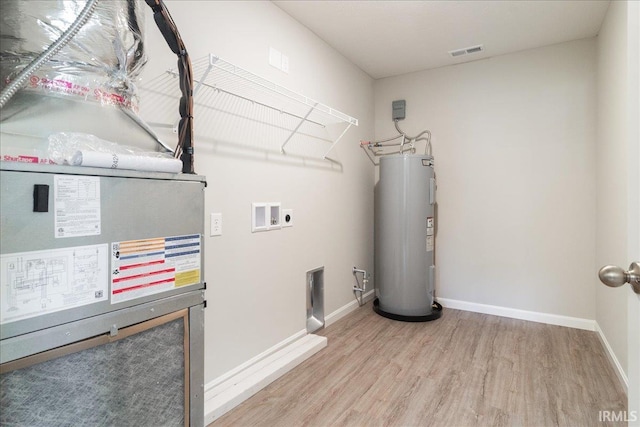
[0,162,206,342]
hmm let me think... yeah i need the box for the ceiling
[273,0,610,80]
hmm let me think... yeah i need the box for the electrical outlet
[269,46,289,73]
[282,209,293,227]
[269,47,282,69]
[210,213,222,236]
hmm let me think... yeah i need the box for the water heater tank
[374,154,442,321]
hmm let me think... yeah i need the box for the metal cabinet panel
[0,163,206,340]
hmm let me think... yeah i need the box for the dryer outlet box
[283,209,293,227]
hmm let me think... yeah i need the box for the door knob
[598,262,640,294]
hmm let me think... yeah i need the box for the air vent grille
[448,44,484,58]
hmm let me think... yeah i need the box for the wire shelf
[141,54,358,160]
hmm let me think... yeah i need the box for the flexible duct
[0,0,98,108]
[0,0,147,111]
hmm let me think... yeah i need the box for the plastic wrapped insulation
[48,132,182,173]
[0,0,147,111]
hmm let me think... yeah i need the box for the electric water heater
[374,154,442,321]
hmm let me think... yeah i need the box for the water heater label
[110,234,201,304]
[426,236,434,252]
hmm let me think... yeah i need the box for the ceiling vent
[448,44,484,58]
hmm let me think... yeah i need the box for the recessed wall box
[252,203,268,232]
[306,266,325,333]
[252,202,281,232]
[269,204,281,229]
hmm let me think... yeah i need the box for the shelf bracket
[323,122,353,159]
[280,103,318,154]
[193,63,213,97]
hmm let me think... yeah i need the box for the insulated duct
[0,0,147,111]
[0,0,164,158]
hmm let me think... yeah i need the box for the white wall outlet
[269,46,289,73]
[282,209,293,227]
[210,213,222,236]
[269,47,282,70]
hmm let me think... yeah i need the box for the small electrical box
[392,100,406,121]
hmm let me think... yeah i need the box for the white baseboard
[205,328,308,391]
[437,297,596,331]
[595,322,629,393]
[204,334,327,424]
[325,289,375,327]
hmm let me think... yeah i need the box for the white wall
[134,0,631,391]
[138,1,374,382]
[373,39,597,320]
[596,0,631,383]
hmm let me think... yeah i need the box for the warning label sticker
[426,236,435,252]
[427,217,434,228]
[54,175,101,238]
[427,217,435,236]
[110,234,201,304]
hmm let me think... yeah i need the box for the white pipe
[353,267,367,275]
[352,266,370,306]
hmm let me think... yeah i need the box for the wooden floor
[210,302,627,427]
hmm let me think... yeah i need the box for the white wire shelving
[163,54,358,160]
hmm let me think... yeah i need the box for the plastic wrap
[0,0,146,111]
[48,132,182,173]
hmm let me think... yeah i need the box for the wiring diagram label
[54,175,101,238]
[111,234,201,304]
[0,244,109,324]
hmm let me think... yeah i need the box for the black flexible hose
[145,0,194,174]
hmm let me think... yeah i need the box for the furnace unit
[0,162,206,426]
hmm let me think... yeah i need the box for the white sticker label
[427,217,434,228]
[54,175,101,238]
[0,244,109,324]
[426,236,435,252]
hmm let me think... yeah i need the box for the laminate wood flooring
[210,302,627,427]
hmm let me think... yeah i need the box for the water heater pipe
[352,266,370,306]
[394,120,432,156]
